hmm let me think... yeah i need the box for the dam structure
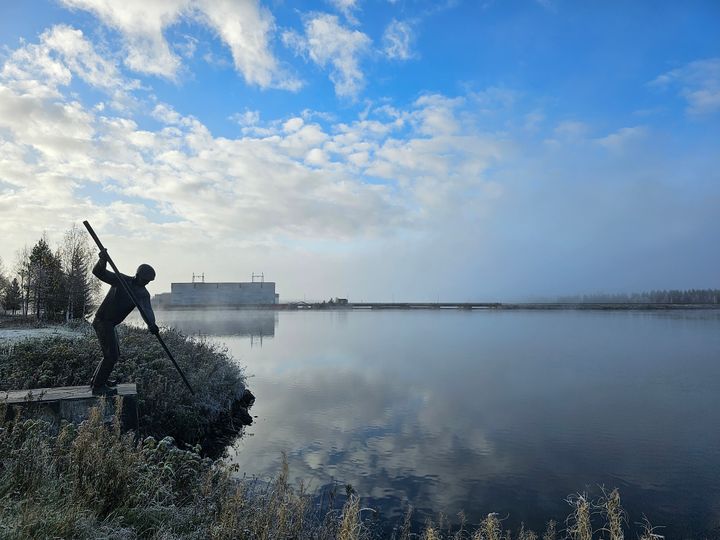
[154,274,278,308]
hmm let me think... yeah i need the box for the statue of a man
[90,249,159,395]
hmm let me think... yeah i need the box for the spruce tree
[2,278,22,314]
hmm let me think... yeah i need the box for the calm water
[152,309,720,537]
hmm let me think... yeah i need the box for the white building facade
[168,281,278,306]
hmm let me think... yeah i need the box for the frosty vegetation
[0,324,249,450]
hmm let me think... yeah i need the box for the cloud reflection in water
[154,309,720,535]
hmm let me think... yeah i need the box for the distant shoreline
[153,302,720,311]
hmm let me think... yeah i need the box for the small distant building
[154,274,278,307]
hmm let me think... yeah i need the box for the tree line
[0,224,101,320]
[557,289,720,304]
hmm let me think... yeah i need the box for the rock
[239,388,255,408]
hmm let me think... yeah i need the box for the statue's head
[135,264,156,286]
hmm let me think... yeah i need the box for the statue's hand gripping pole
[83,220,195,395]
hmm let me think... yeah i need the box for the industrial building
[153,274,278,308]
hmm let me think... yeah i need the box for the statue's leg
[91,319,119,388]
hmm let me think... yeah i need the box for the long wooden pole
[83,220,195,395]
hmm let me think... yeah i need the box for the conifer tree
[2,278,22,314]
[27,236,66,320]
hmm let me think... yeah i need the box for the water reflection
[153,309,277,343]
[152,309,720,536]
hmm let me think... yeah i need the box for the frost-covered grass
[0,323,251,450]
[0,402,329,539]
[0,313,45,328]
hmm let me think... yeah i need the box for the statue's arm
[138,290,158,333]
[92,256,118,285]
[141,294,156,325]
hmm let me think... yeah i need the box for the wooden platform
[2,384,139,430]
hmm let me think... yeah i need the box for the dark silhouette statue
[90,249,159,395]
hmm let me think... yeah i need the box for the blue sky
[0,0,718,300]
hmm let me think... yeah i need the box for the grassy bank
[0,323,252,451]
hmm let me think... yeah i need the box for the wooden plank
[2,383,137,404]
[2,384,140,431]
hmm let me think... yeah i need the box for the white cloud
[195,0,301,89]
[596,126,647,151]
[282,117,304,133]
[61,0,189,79]
[523,110,545,131]
[283,13,370,99]
[382,19,414,60]
[0,25,136,170]
[176,34,199,58]
[544,120,589,145]
[230,109,261,126]
[60,0,299,89]
[1,24,135,106]
[652,58,720,116]
[327,0,360,23]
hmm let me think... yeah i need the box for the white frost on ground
[0,327,81,343]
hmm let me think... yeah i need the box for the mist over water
[146,309,720,536]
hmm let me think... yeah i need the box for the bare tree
[13,246,30,316]
[0,256,7,287]
[60,223,99,320]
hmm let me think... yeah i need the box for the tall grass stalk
[603,488,625,540]
[567,494,593,540]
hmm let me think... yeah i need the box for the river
[152,308,720,537]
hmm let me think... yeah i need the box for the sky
[0,0,718,302]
